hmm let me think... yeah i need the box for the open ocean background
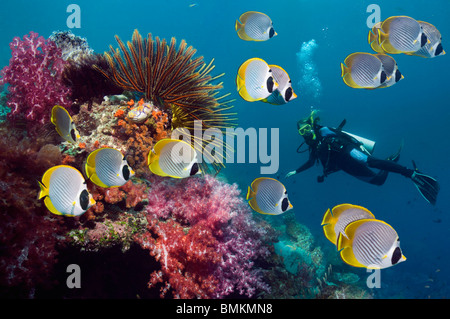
[1,0,449,299]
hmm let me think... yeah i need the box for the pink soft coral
[135,175,275,299]
[0,31,71,131]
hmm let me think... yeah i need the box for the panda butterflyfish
[148,139,201,178]
[236,58,278,102]
[340,52,388,89]
[85,147,135,188]
[337,219,406,269]
[51,105,80,143]
[374,54,404,88]
[321,203,375,246]
[378,16,428,54]
[246,177,293,215]
[38,165,95,217]
[408,21,445,58]
[235,11,277,42]
[261,65,298,105]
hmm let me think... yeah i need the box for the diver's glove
[409,161,440,205]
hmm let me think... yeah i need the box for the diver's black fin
[410,163,440,205]
[387,139,404,163]
[336,119,346,131]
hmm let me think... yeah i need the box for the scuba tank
[336,119,376,155]
[342,131,376,154]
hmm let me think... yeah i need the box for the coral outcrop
[0,32,71,134]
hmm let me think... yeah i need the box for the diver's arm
[285,153,316,178]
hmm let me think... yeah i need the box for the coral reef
[49,30,93,62]
[0,122,69,297]
[135,175,277,299]
[62,53,123,110]
[0,32,72,134]
[68,213,148,253]
[95,29,236,174]
[0,29,372,301]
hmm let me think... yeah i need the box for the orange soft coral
[114,109,125,118]
[153,111,170,141]
[114,117,153,175]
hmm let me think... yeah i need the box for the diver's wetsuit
[295,126,414,185]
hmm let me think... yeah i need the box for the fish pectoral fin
[382,254,388,260]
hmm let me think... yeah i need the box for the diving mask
[298,123,316,140]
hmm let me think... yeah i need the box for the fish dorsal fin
[239,11,265,24]
[41,165,64,194]
[250,177,279,192]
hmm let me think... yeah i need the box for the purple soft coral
[0,31,71,129]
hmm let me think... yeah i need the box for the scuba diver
[285,110,440,205]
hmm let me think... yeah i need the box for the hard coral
[135,175,275,299]
[0,32,71,133]
[49,30,93,62]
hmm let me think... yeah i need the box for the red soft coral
[135,175,275,299]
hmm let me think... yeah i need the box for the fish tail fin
[235,19,243,31]
[38,181,48,200]
[321,208,334,226]
[340,63,348,77]
[147,149,159,166]
[246,186,255,200]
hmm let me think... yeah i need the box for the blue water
[1,0,449,299]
